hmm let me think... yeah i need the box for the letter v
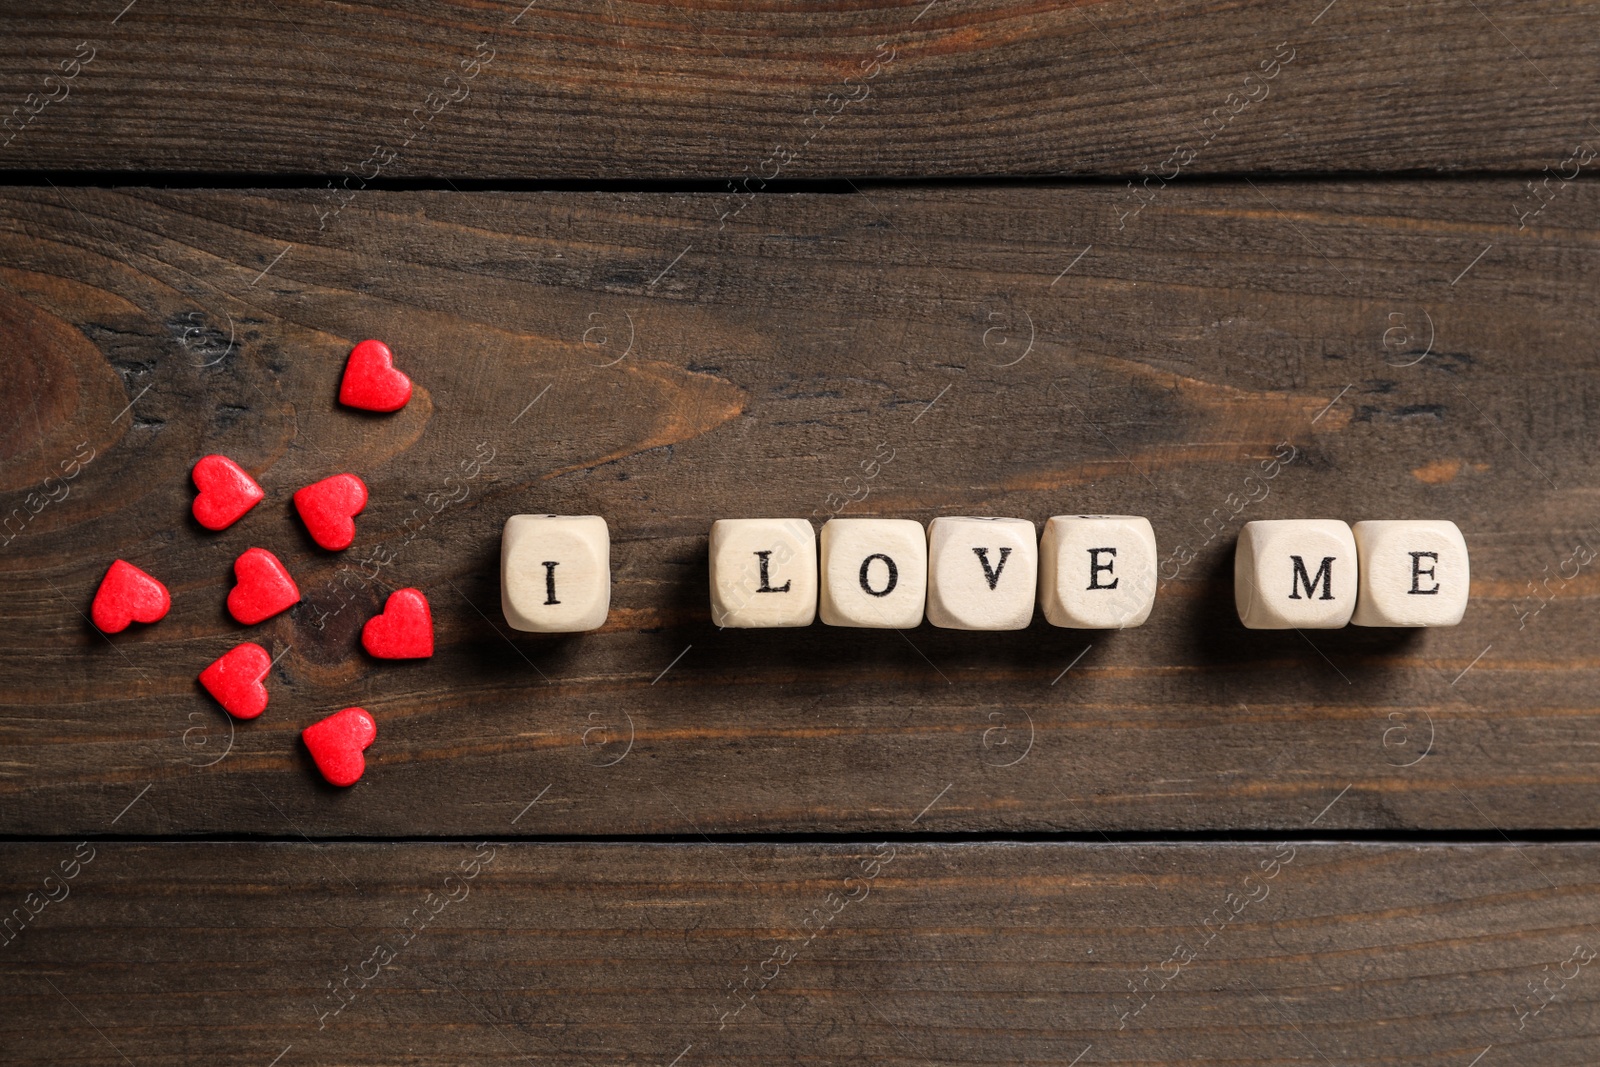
[973,546,1012,590]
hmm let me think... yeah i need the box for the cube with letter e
[1039,515,1157,629]
[1351,519,1468,627]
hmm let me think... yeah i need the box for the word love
[708,515,1158,630]
[501,515,1468,632]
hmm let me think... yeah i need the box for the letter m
[1288,555,1335,600]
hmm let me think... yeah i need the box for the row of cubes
[711,516,1154,630]
[500,516,1468,632]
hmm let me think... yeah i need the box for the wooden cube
[501,515,611,632]
[927,517,1037,630]
[709,519,817,628]
[1351,520,1469,627]
[820,518,927,628]
[1039,515,1157,629]
[1234,519,1357,629]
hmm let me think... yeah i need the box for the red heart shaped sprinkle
[90,559,171,633]
[302,706,377,787]
[293,473,368,551]
[198,641,272,719]
[191,454,265,531]
[362,587,434,659]
[338,339,412,412]
[227,547,300,625]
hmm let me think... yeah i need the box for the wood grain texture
[2,842,1598,1065]
[1,0,1598,178]
[1,183,1599,836]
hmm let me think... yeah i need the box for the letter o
[858,553,898,597]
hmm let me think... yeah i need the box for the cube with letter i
[1351,520,1468,627]
[709,519,818,628]
[1039,515,1157,629]
[501,514,611,632]
[1234,519,1358,629]
[820,518,928,628]
[926,517,1038,630]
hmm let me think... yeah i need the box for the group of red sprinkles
[88,341,427,787]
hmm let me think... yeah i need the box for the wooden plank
[1,842,1597,1065]
[1,183,1598,836]
[1,0,1597,177]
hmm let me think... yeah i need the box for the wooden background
[3,1,1599,1063]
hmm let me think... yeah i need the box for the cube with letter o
[820,518,927,628]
